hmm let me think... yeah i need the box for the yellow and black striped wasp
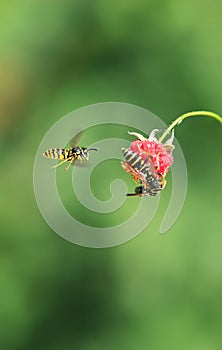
[43,131,98,171]
[121,148,166,197]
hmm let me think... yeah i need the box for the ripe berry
[129,130,174,177]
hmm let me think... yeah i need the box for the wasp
[43,132,98,171]
[121,148,166,197]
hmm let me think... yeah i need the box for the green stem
[159,111,222,143]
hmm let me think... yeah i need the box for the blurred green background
[0,0,222,349]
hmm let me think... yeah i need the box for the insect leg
[156,152,161,170]
[161,177,167,189]
[121,161,141,184]
[65,157,75,171]
[51,158,71,169]
[77,155,83,163]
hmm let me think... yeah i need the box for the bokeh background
[1,1,222,349]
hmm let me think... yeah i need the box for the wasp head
[79,147,89,160]
[82,147,98,161]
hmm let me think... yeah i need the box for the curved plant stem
[159,111,222,143]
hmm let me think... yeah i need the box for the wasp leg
[51,158,71,169]
[161,177,167,189]
[77,155,82,163]
[132,176,141,185]
[65,157,75,171]
[156,152,161,170]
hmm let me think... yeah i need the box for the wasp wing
[69,130,83,148]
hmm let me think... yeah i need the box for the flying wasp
[43,131,98,171]
[121,148,166,197]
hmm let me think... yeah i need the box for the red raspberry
[130,139,174,177]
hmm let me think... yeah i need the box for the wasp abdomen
[121,148,164,197]
[121,148,147,171]
[44,148,70,160]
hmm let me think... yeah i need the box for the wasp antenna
[87,148,98,152]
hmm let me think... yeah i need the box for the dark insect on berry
[121,148,165,197]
